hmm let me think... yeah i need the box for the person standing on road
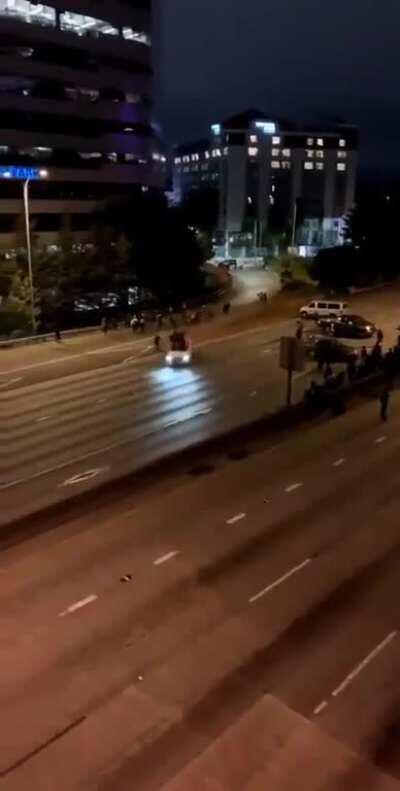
[101,316,108,334]
[377,328,384,344]
[379,386,390,422]
[295,320,304,341]
[154,334,161,352]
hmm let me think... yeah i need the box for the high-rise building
[0,0,165,249]
[172,109,358,255]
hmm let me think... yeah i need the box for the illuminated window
[317,138,324,146]
[272,136,281,145]
[337,163,346,171]
[122,28,151,45]
[316,162,324,170]
[282,148,291,157]
[271,148,280,157]
[281,161,291,170]
[182,155,190,163]
[306,149,314,158]
[339,138,346,147]
[271,161,281,169]
[174,157,181,165]
[60,11,118,36]
[316,150,324,159]
[307,137,314,146]
[205,151,210,159]
[0,0,55,26]
[304,162,314,170]
[191,153,199,161]
[337,151,347,159]
[107,152,118,163]
[211,149,221,157]
[250,135,258,144]
[248,147,258,156]
[223,146,228,155]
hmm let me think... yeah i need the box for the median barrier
[0,324,100,349]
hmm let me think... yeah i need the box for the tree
[344,187,400,283]
[309,245,361,291]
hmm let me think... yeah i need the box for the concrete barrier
[0,324,100,349]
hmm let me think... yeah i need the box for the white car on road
[165,331,193,366]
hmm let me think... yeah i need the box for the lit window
[250,135,258,144]
[271,148,280,157]
[271,184,276,192]
[337,151,347,159]
[306,149,314,158]
[107,152,118,163]
[79,152,102,159]
[0,0,55,27]
[317,138,324,146]
[191,153,199,161]
[182,155,190,163]
[248,147,258,157]
[316,162,324,170]
[125,153,136,162]
[271,161,281,169]
[223,146,228,155]
[272,136,281,145]
[316,150,324,159]
[307,137,314,146]
[122,28,151,45]
[205,151,210,159]
[152,152,161,161]
[126,93,140,104]
[304,162,314,170]
[60,11,118,37]
[174,157,181,165]
[211,123,221,135]
[282,148,291,157]
[337,163,346,171]
[339,138,346,147]
[281,161,291,170]
[211,149,221,157]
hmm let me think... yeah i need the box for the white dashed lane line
[285,482,303,493]
[226,512,247,525]
[313,700,328,716]
[58,594,98,617]
[35,415,52,423]
[249,557,312,604]
[153,550,180,566]
[332,458,346,467]
[375,436,387,444]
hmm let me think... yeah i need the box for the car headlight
[166,353,173,365]
[183,353,190,363]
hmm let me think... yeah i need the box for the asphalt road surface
[2,397,400,789]
[2,320,315,525]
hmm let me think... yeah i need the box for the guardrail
[0,324,100,349]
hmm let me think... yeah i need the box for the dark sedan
[318,314,376,339]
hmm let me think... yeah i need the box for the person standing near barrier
[379,386,390,422]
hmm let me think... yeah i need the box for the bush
[0,309,31,338]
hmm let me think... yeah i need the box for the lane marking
[96,398,107,404]
[36,415,52,423]
[250,390,257,397]
[0,376,23,389]
[331,631,398,698]
[249,557,312,604]
[60,467,109,487]
[332,458,346,467]
[153,550,179,566]
[313,700,328,716]
[59,594,98,617]
[375,436,387,444]
[226,512,246,525]
[285,482,303,493]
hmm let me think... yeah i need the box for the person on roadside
[295,320,304,341]
[222,302,231,315]
[101,316,108,334]
[379,385,390,422]
[130,315,139,333]
[377,327,384,344]
[139,314,145,333]
[154,334,161,352]
[360,345,368,362]
[54,327,61,343]
[324,362,334,382]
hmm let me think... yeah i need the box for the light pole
[21,169,48,334]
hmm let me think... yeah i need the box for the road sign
[280,337,305,372]
[280,337,305,406]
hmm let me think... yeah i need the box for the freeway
[1,396,400,788]
[1,319,312,525]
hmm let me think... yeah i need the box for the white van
[299,300,348,320]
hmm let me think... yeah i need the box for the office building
[172,110,358,256]
[0,0,165,249]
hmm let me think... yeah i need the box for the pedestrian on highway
[154,334,161,352]
[139,315,145,333]
[130,315,139,333]
[223,302,231,315]
[156,312,163,329]
[54,327,61,343]
[101,316,108,334]
[324,362,334,382]
[295,320,304,341]
[377,328,384,344]
[379,386,390,422]
[360,345,368,362]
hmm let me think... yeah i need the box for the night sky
[156,0,400,175]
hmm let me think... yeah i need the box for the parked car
[299,300,348,320]
[318,314,375,339]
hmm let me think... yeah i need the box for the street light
[0,166,48,334]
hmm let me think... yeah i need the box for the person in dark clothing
[154,334,161,352]
[379,387,390,422]
[295,321,304,341]
[360,345,368,362]
[222,302,231,315]
[54,328,61,342]
[377,328,384,344]
[101,316,108,334]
